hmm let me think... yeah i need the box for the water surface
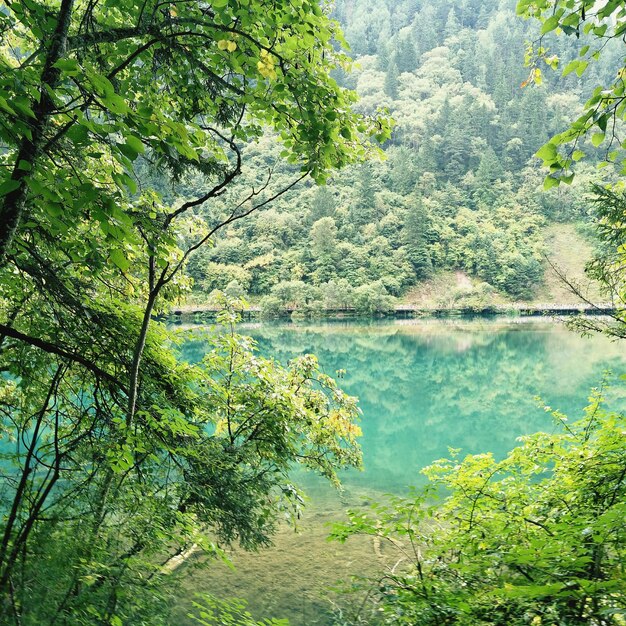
[175,317,626,625]
[181,317,626,494]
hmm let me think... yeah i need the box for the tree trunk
[0,0,75,263]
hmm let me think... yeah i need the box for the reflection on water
[179,318,626,493]
[175,318,626,625]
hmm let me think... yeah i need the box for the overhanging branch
[0,323,126,393]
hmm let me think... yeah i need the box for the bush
[332,386,626,625]
[352,281,395,314]
[259,295,283,317]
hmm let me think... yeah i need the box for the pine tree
[444,8,461,40]
[403,197,433,278]
[351,162,378,226]
[395,34,418,73]
[412,6,440,57]
[384,59,400,99]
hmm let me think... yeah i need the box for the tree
[403,198,433,279]
[395,32,418,73]
[0,0,388,259]
[517,0,626,187]
[384,59,400,100]
[0,0,389,621]
[444,8,461,40]
[351,162,378,226]
[311,217,339,258]
[352,280,395,314]
[332,388,626,625]
[309,185,336,222]
[320,278,355,310]
[516,0,626,321]
[1,303,364,624]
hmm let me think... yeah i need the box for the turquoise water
[174,317,626,626]
[179,317,626,495]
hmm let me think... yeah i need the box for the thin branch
[0,323,125,393]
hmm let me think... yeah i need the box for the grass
[401,222,606,309]
[532,222,605,305]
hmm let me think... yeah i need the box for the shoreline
[165,302,616,323]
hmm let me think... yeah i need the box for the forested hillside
[181,0,621,312]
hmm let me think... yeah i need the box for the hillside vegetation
[178,0,619,312]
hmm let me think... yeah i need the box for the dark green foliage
[0,304,363,624]
[178,0,614,309]
[384,60,400,99]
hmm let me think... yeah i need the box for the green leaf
[540,15,560,35]
[543,175,560,190]
[0,96,16,115]
[562,60,581,77]
[53,58,79,74]
[536,142,558,162]
[125,135,145,154]
[593,23,608,37]
[102,92,130,115]
[109,248,130,272]
[118,142,139,161]
[12,99,36,119]
[67,124,89,144]
[562,12,581,28]
[0,179,21,196]
[591,132,605,147]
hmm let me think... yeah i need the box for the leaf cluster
[332,387,626,625]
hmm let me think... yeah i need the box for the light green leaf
[109,248,130,272]
[540,15,560,35]
[536,142,558,162]
[591,132,605,147]
[562,60,580,77]
[543,175,560,190]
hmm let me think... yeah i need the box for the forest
[0,0,626,625]
[180,0,622,314]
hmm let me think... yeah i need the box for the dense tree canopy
[181,0,621,313]
[0,0,387,622]
[0,0,388,256]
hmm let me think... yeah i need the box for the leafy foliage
[518,0,626,185]
[0,0,383,622]
[331,387,626,625]
[0,302,362,624]
[183,0,617,309]
[189,594,289,626]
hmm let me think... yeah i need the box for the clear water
[179,317,626,495]
[174,317,626,625]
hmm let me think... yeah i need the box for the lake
[174,317,626,625]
